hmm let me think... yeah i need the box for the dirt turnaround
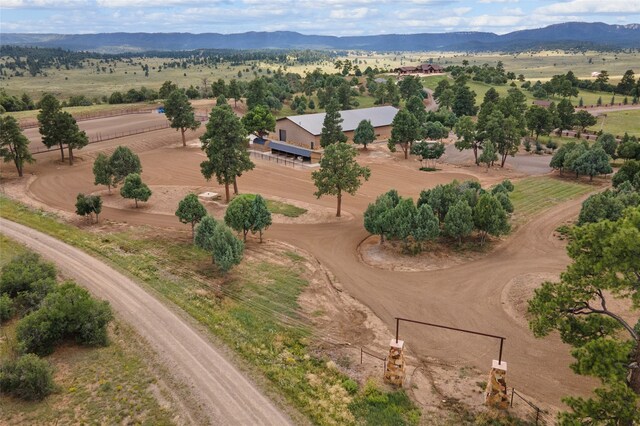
[7,121,601,411]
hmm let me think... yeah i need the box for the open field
[0,236,176,425]
[2,51,637,101]
[589,109,640,137]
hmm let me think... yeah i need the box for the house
[394,63,444,75]
[268,106,399,161]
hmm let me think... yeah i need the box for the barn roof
[281,106,399,136]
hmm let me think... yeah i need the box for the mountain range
[2,23,639,53]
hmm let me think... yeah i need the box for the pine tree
[312,143,370,217]
[200,103,254,202]
[92,153,114,192]
[109,146,141,185]
[320,98,347,148]
[250,195,272,243]
[194,215,217,252]
[353,119,376,150]
[164,89,200,147]
[0,115,33,177]
[175,193,207,237]
[120,173,151,208]
[444,200,474,245]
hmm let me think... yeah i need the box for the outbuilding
[273,105,399,151]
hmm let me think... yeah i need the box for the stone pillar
[384,339,406,386]
[485,360,509,409]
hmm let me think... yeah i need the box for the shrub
[16,282,113,356]
[0,294,15,322]
[0,354,55,401]
[342,378,359,395]
[0,253,56,298]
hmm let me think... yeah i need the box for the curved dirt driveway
[22,140,596,407]
[0,218,292,426]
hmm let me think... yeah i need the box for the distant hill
[2,23,639,53]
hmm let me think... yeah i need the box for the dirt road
[0,218,292,426]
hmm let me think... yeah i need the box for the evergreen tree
[412,203,440,248]
[364,191,398,244]
[473,193,510,244]
[224,194,254,241]
[454,115,480,165]
[312,143,370,217]
[211,224,244,273]
[388,109,419,160]
[109,146,142,185]
[200,103,254,202]
[37,93,64,161]
[479,141,498,170]
[528,208,640,424]
[55,112,88,166]
[175,193,207,237]
[92,153,114,192]
[444,199,474,244]
[451,83,478,117]
[0,115,33,177]
[241,105,275,139]
[194,215,217,251]
[227,79,243,107]
[353,119,376,150]
[120,173,151,208]
[75,193,102,223]
[164,89,200,147]
[574,146,613,181]
[250,194,272,243]
[320,98,347,148]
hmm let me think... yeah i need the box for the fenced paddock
[249,150,316,169]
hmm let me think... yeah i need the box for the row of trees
[0,253,113,401]
[364,180,513,248]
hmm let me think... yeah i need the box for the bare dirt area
[24,112,171,149]
[3,113,605,413]
[358,236,489,272]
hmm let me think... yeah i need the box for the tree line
[364,179,513,249]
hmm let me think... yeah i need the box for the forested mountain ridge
[2,22,639,53]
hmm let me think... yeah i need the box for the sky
[1,0,639,36]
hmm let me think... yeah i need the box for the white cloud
[1,0,87,8]
[536,0,640,14]
[330,7,371,19]
[478,0,518,3]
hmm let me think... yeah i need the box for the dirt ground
[0,115,607,416]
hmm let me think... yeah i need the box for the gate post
[485,360,509,409]
[383,339,406,386]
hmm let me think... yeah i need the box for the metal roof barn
[281,106,399,136]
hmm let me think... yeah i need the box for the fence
[20,108,157,129]
[249,150,309,168]
[360,347,387,370]
[509,388,551,425]
[31,121,171,155]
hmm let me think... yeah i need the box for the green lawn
[511,176,595,225]
[588,109,640,138]
[0,197,419,425]
[266,199,308,218]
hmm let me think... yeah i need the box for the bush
[0,354,55,401]
[342,378,359,395]
[16,282,113,356]
[0,294,15,322]
[0,253,56,298]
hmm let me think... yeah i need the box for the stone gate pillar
[485,360,509,409]
[384,339,406,386]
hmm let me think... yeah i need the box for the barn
[270,106,399,158]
